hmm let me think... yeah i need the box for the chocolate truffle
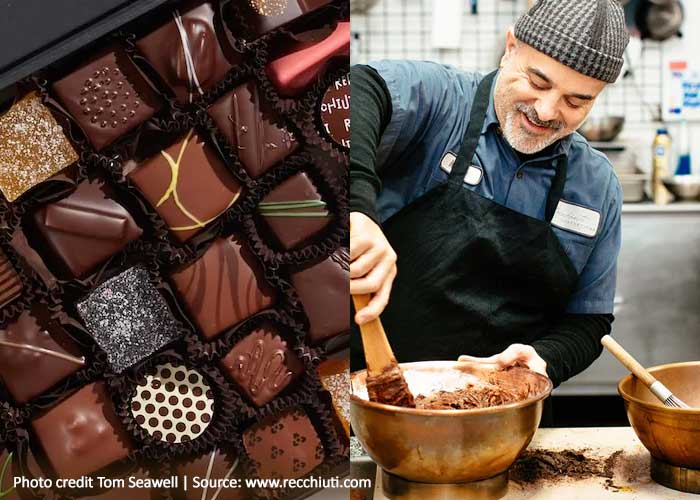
[0,248,22,309]
[32,179,143,278]
[77,267,182,373]
[243,407,324,480]
[174,447,247,500]
[257,172,332,250]
[320,74,350,148]
[136,1,241,105]
[207,81,298,178]
[290,248,348,344]
[266,21,349,96]
[0,92,78,202]
[236,0,333,38]
[0,306,85,404]
[131,362,214,444]
[317,353,350,440]
[128,129,242,241]
[219,324,303,407]
[170,234,276,340]
[52,48,162,151]
[31,382,134,479]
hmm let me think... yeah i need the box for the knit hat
[514,0,630,83]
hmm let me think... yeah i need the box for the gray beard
[502,109,564,154]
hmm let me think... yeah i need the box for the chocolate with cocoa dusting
[366,363,415,408]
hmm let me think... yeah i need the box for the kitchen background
[350,0,700,426]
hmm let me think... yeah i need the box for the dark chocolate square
[235,0,333,38]
[220,323,303,406]
[243,407,324,480]
[290,248,348,344]
[0,305,85,404]
[170,234,276,339]
[257,172,332,250]
[77,266,182,373]
[31,179,143,279]
[136,1,241,105]
[128,129,243,242]
[207,81,298,179]
[174,448,248,500]
[0,248,22,309]
[31,382,133,479]
[52,47,162,151]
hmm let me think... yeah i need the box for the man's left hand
[458,344,548,377]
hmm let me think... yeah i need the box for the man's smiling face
[494,28,607,154]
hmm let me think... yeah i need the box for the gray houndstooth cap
[514,0,630,83]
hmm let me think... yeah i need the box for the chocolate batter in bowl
[350,360,552,484]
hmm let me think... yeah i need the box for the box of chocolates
[0,1,349,499]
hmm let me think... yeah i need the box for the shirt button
[516,170,524,179]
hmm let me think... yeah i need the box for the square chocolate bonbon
[128,129,243,242]
[31,382,134,479]
[0,248,22,309]
[207,81,298,178]
[243,407,324,480]
[170,234,276,339]
[52,47,162,151]
[290,248,348,344]
[0,305,85,404]
[31,178,143,279]
[136,0,241,105]
[234,0,334,38]
[77,267,182,373]
[257,171,332,250]
[0,92,78,202]
[219,323,303,407]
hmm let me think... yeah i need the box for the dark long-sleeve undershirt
[349,64,614,387]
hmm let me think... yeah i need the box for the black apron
[351,71,580,372]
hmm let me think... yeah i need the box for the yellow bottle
[652,128,672,205]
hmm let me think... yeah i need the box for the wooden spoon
[353,294,415,408]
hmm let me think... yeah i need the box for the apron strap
[545,156,568,222]
[449,71,497,185]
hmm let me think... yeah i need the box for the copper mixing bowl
[350,361,552,483]
[618,361,700,469]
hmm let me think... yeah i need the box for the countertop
[352,427,697,499]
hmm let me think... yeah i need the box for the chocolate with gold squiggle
[170,234,277,339]
[128,129,243,242]
[219,323,303,406]
[136,1,241,105]
[234,0,334,38]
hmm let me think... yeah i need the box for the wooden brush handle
[352,294,397,375]
[602,335,656,387]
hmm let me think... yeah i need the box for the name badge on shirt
[440,152,483,186]
[551,201,601,238]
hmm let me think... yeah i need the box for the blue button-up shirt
[369,60,622,315]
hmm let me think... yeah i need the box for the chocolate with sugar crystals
[0,305,85,404]
[31,381,134,479]
[235,0,334,38]
[77,267,182,373]
[0,92,78,202]
[52,47,162,151]
[31,178,143,279]
[136,0,241,105]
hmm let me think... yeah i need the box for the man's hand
[458,344,548,377]
[350,212,397,325]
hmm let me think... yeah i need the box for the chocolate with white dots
[131,362,214,444]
